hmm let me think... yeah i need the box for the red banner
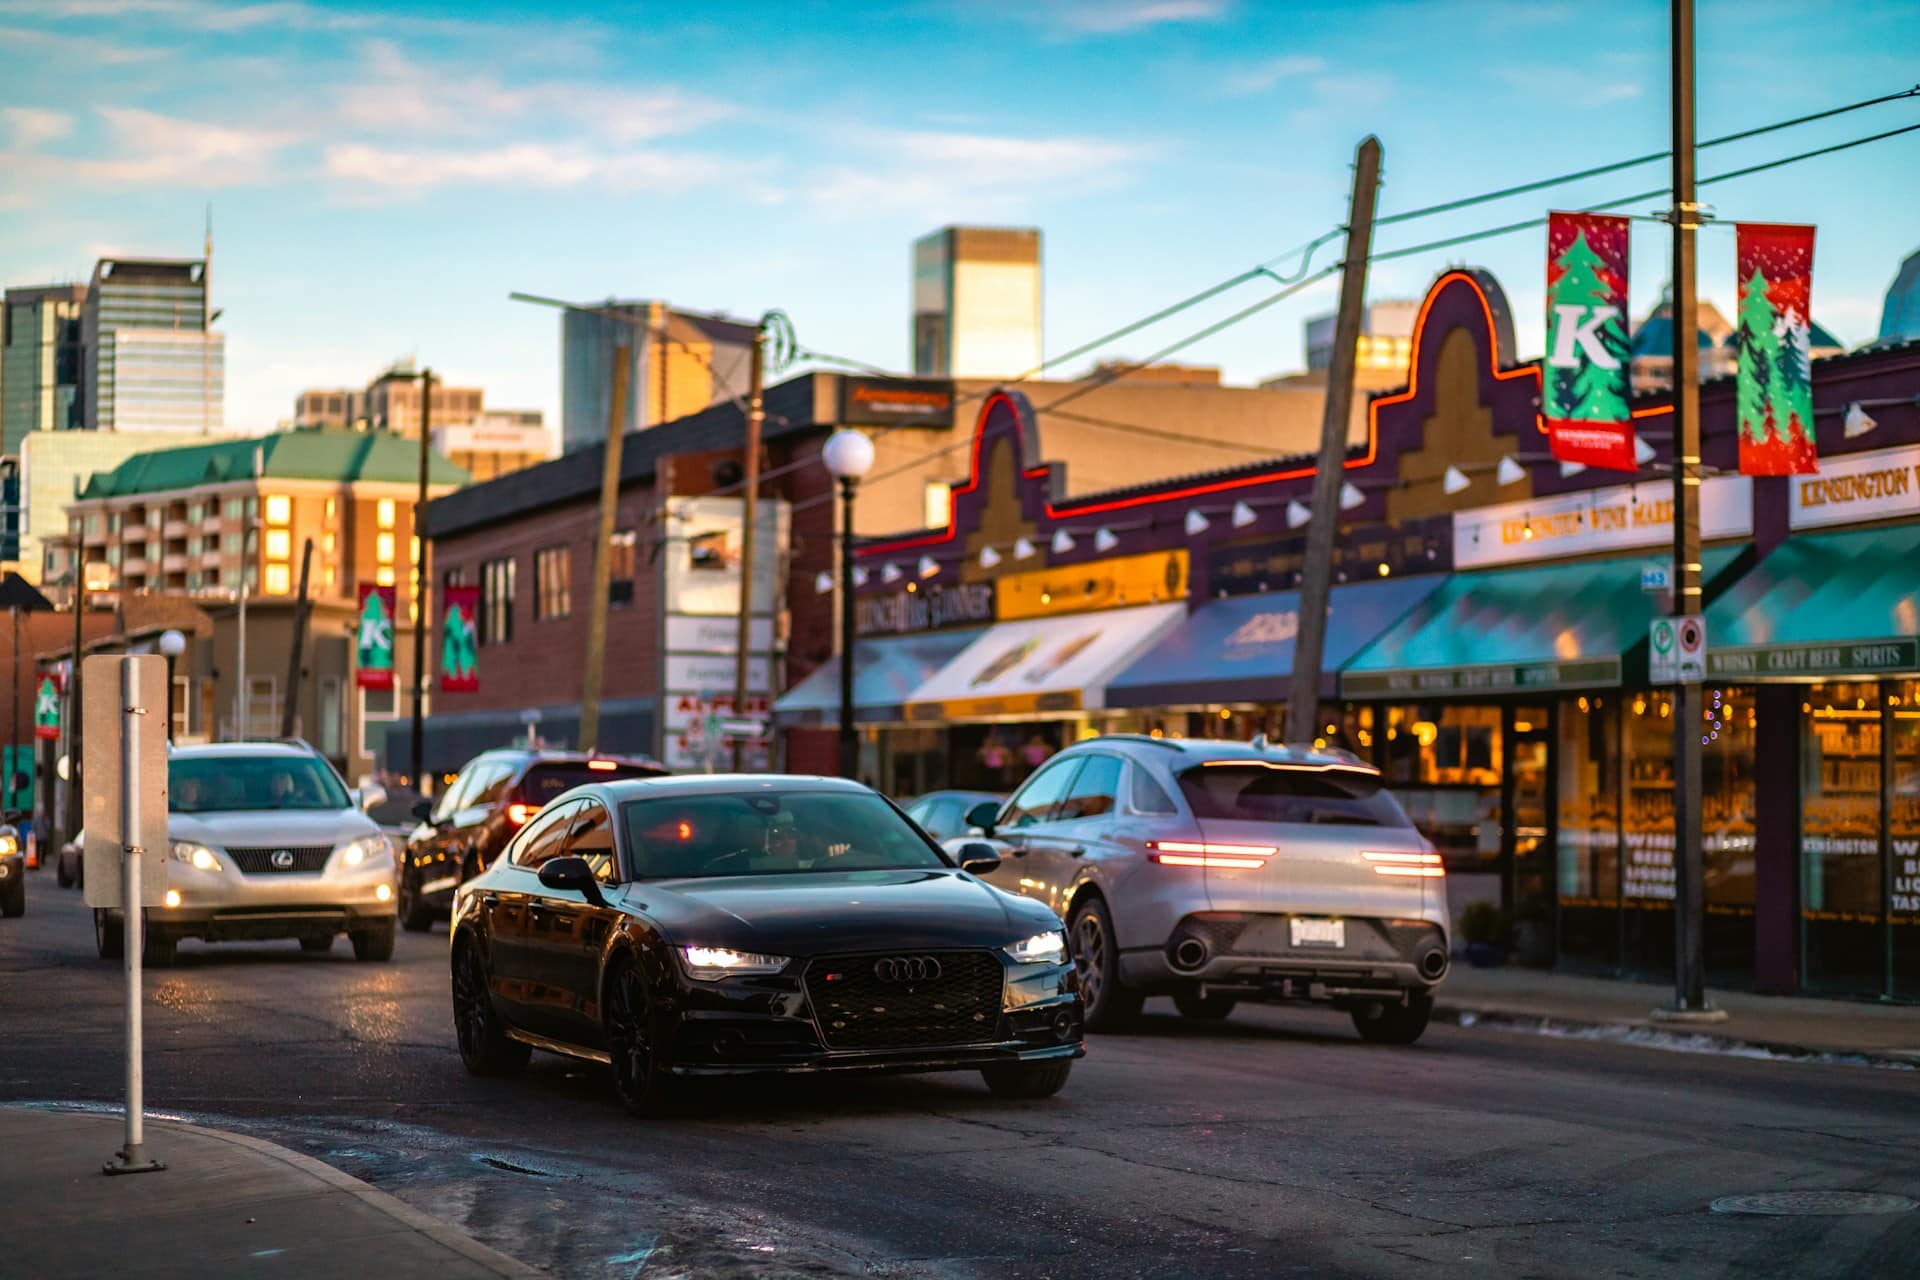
[1736,222,1818,476]
[1542,212,1635,471]
[355,583,396,691]
[440,584,480,694]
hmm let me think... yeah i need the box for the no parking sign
[1650,615,1706,684]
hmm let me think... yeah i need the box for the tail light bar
[1147,840,1276,870]
[505,802,537,826]
[1363,850,1445,878]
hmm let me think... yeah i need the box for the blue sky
[2,0,1916,435]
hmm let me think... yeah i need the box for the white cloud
[0,0,375,33]
[1057,0,1224,34]
[1223,55,1327,95]
[811,128,1148,217]
[1494,67,1645,107]
[0,22,159,61]
[3,106,76,148]
[322,140,738,198]
[82,107,297,184]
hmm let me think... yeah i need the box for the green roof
[79,428,469,500]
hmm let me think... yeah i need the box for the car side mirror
[536,855,606,906]
[955,841,1001,876]
[963,801,1000,836]
[411,798,434,822]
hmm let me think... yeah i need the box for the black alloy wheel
[981,1058,1073,1099]
[351,918,396,962]
[451,940,530,1076]
[1068,896,1143,1032]
[143,925,177,968]
[604,959,675,1116]
[1351,993,1435,1045]
[1173,991,1238,1020]
[397,868,433,933]
[95,908,124,959]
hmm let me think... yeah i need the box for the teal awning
[1706,523,1920,680]
[1342,546,1748,697]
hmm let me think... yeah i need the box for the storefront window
[1893,680,1919,998]
[1622,690,1675,973]
[1380,704,1501,874]
[1801,681,1883,993]
[1557,694,1619,968]
[1703,685,1757,980]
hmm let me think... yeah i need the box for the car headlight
[0,832,17,857]
[338,834,392,868]
[678,946,789,981]
[170,840,220,872]
[1003,930,1067,965]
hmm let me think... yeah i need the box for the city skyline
[1,0,1915,435]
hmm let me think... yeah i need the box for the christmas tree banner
[1543,212,1635,471]
[356,582,397,691]
[440,584,480,694]
[1735,222,1818,476]
[34,676,60,740]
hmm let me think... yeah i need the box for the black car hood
[621,868,1058,956]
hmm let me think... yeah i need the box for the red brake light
[1147,840,1276,869]
[505,803,536,826]
[587,759,618,772]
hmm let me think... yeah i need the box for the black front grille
[804,950,1006,1050]
[227,845,334,874]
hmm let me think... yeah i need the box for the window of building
[264,494,291,526]
[376,532,395,563]
[377,499,396,530]
[318,677,342,759]
[609,528,636,606]
[188,502,202,523]
[264,529,291,560]
[534,544,571,620]
[244,675,278,738]
[224,498,243,521]
[172,676,192,740]
[264,563,292,595]
[359,684,396,760]
[322,531,336,555]
[375,566,395,587]
[1378,703,1502,871]
[324,497,336,522]
[1802,681,1884,994]
[481,557,515,645]
[1893,680,1920,998]
[923,482,951,529]
[443,566,468,589]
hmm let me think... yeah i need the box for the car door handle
[1062,845,1086,857]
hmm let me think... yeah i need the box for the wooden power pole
[281,538,314,739]
[730,323,768,771]
[410,371,433,787]
[1286,135,1382,746]
[579,345,630,753]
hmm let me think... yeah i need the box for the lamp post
[820,429,874,781]
[158,629,185,743]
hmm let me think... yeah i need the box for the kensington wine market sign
[1453,476,1752,569]
[1789,443,1920,530]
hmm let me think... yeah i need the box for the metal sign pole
[107,656,162,1174]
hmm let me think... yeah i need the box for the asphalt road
[3,876,1917,1279]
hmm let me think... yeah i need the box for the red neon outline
[861,271,1548,557]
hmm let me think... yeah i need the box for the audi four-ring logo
[873,955,942,983]
[270,849,296,869]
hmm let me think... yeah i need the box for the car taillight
[1147,840,1276,869]
[587,759,618,771]
[1363,850,1445,878]
[505,802,536,826]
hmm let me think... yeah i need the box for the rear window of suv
[520,761,663,805]
[1176,764,1411,828]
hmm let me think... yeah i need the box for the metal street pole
[105,656,162,1175]
[579,346,631,754]
[411,371,432,786]
[731,322,768,772]
[1287,135,1382,746]
[837,477,858,780]
[1665,0,1715,1018]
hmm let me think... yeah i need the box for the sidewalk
[0,1107,537,1279]
[1434,965,1920,1065]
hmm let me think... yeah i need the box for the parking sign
[1650,615,1706,684]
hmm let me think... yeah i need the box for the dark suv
[398,748,666,931]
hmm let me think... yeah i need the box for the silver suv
[94,742,398,967]
[956,736,1448,1044]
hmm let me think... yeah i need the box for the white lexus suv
[94,742,399,966]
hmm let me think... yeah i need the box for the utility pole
[235,444,262,738]
[64,544,83,848]
[731,322,768,772]
[281,538,313,739]
[1286,135,1382,747]
[579,346,630,754]
[1664,0,1717,1019]
[410,371,433,787]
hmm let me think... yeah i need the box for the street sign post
[1649,616,1706,685]
[81,654,169,1176]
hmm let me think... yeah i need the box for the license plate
[1290,917,1345,948]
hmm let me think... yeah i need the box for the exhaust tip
[1171,936,1210,971]
[1418,947,1448,980]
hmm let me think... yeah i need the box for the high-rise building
[1879,246,1920,343]
[1303,300,1419,373]
[2,283,87,454]
[82,257,224,433]
[294,360,548,480]
[559,302,757,452]
[912,227,1042,379]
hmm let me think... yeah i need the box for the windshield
[170,755,351,814]
[1177,764,1412,829]
[620,791,946,879]
[523,762,662,805]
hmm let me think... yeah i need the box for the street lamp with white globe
[158,629,186,742]
[820,429,875,780]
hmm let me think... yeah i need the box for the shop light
[1514,721,1534,733]
[1185,509,1210,536]
[1013,537,1037,560]
[1231,501,1257,528]
[918,555,940,579]
[1220,708,1233,720]
[881,562,903,584]
[979,545,1002,568]
[1635,436,1657,465]
[1442,465,1471,495]
[1286,499,1311,529]
[1095,527,1119,553]
[1578,696,1590,713]
[814,571,834,595]
[1339,482,1364,511]
[1052,529,1075,554]
[905,581,917,593]
[1660,701,1671,719]
[1377,562,1390,577]
[1497,456,1526,486]
[852,565,870,588]
[1560,460,1587,478]
[1633,697,1647,716]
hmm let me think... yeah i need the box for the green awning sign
[1708,639,1919,679]
[1343,658,1621,697]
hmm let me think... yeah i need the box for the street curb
[1432,1003,1920,1070]
[143,1116,542,1278]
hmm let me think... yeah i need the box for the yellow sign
[995,549,1188,620]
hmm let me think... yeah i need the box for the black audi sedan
[448,774,1084,1113]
